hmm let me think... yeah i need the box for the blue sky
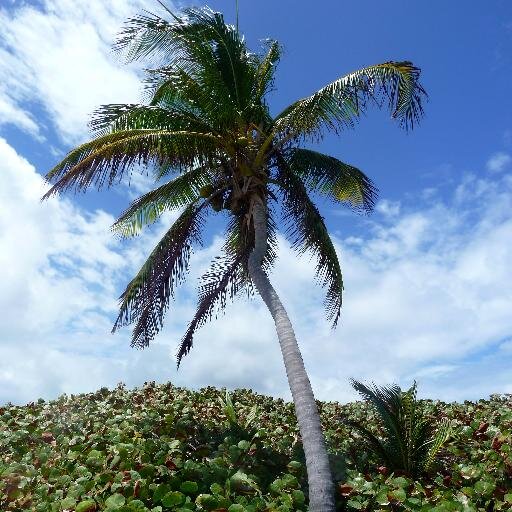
[0,0,511,406]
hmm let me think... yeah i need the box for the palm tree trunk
[247,197,335,512]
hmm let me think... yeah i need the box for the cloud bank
[1,136,511,406]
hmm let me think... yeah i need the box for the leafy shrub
[1,381,511,511]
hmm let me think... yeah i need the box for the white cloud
[0,0,171,144]
[486,151,511,173]
[1,136,512,406]
[0,139,512,408]
[375,199,401,217]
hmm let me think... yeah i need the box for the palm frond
[254,40,281,99]
[41,130,219,199]
[350,379,407,459]
[285,148,378,214]
[341,417,393,467]
[349,379,452,477]
[112,203,206,348]
[423,418,452,472]
[273,61,427,143]
[176,251,247,368]
[111,165,214,238]
[276,154,344,327]
[89,103,213,136]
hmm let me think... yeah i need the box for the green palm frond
[276,154,344,327]
[254,40,281,99]
[285,148,378,214]
[112,203,206,348]
[350,379,407,463]
[115,7,258,117]
[41,130,219,199]
[423,417,453,472]
[340,416,392,467]
[89,103,213,136]
[176,251,248,368]
[348,379,452,477]
[273,61,426,143]
[111,165,216,238]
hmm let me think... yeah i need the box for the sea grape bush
[0,381,511,511]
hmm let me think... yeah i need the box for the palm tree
[41,6,426,511]
[343,380,453,478]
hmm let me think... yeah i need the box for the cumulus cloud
[486,152,511,173]
[0,0,169,144]
[1,136,512,406]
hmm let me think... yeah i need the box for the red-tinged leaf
[165,458,177,470]
[41,432,55,444]
[377,466,388,476]
[133,480,141,497]
[338,484,354,497]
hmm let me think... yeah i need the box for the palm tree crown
[41,6,426,369]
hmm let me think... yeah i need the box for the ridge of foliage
[1,382,511,511]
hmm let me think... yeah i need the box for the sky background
[0,0,511,406]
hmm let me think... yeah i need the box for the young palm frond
[343,379,453,478]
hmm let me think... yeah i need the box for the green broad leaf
[110,455,121,469]
[291,490,305,506]
[180,481,198,494]
[228,505,246,512]
[237,440,250,450]
[210,483,224,495]
[280,473,299,489]
[504,493,512,503]
[60,496,77,509]
[389,487,406,502]
[127,499,146,511]
[230,471,260,493]
[153,484,172,503]
[162,491,185,507]
[151,508,163,512]
[287,461,302,473]
[375,491,390,506]
[75,500,97,512]
[346,498,364,510]
[391,476,409,488]
[474,480,496,497]
[105,494,126,509]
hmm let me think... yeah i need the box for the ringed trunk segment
[247,198,335,512]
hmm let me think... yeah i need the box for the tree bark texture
[247,197,335,512]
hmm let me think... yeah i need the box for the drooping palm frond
[273,61,427,143]
[284,148,378,215]
[41,130,220,199]
[276,154,344,327]
[347,379,453,477]
[176,251,248,368]
[110,165,217,238]
[112,203,206,348]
